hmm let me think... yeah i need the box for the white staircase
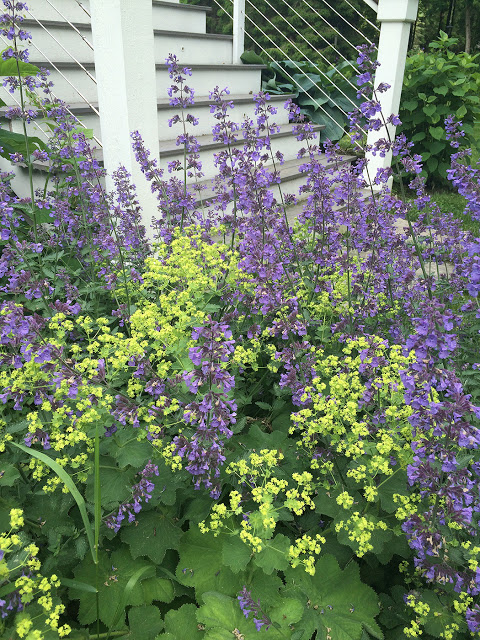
[0,0,331,203]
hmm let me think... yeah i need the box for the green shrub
[398,31,480,187]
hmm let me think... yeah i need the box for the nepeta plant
[2,3,480,639]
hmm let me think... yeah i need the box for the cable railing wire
[340,0,380,33]
[210,0,367,143]
[215,2,365,146]
[247,0,365,103]
[24,17,97,87]
[26,4,94,50]
[317,0,377,45]
[241,0,364,126]
[259,0,361,73]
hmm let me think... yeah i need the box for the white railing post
[364,0,419,188]
[233,0,245,64]
[89,0,160,235]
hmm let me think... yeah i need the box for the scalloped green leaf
[128,605,164,640]
[282,554,382,640]
[164,603,205,640]
[112,437,153,468]
[253,533,290,575]
[0,463,20,487]
[141,576,175,604]
[221,535,252,573]
[428,126,444,140]
[197,592,291,640]
[176,528,244,598]
[70,548,154,628]
[121,510,183,564]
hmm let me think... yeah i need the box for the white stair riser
[157,67,262,100]
[26,0,91,23]
[5,99,292,143]
[155,35,232,66]
[0,67,97,107]
[19,26,230,66]
[0,65,262,106]
[16,25,94,64]
[1,161,312,216]
[157,101,292,139]
[27,1,206,34]
[152,4,207,33]
[159,135,311,183]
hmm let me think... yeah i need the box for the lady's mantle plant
[1,3,480,639]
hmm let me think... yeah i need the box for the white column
[232,0,245,64]
[90,0,160,235]
[364,0,419,188]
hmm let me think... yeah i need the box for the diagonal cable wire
[243,0,363,121]
[247,0,366,101]
[212,0,366,146]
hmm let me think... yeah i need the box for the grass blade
[106,565,154,639]
[11,442,96,564]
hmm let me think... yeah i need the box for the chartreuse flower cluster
[199,449,325,574]
[292,336,414,479]
[0,509,70,639]
[0,233,249,492]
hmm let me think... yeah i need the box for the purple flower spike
[237,586,271,631]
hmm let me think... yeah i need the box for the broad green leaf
[0,58,40,76]
[198,592,289,640]
[164,603,205,640]
[456,104,468,118]
[176,528,244,598]
[112,438,152,469]
[411,132,426,143]
[298,93,328,108]
[71,548,154,628]
[428,126,444,140]
[221,535,252,573]
[282,554,382,640]
[121,510,183,564]
[377,469,407,513]
[422,104,436,117]
[270,597,304,631]
[0,129,47,160]
[238,422,288,452]
[240,50,264,65]
[152,458,187,506]
[128,605,164,640]
[253,534,290,574]
[86,462,135,506]
[141,576,175,604]
[402,100,418,112]
[0,463,20,487]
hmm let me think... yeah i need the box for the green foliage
[182,0,377,63]
[261,59,361,142]
[398,31,480,187]
[283,555,382,640]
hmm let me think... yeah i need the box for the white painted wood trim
[362,0,379,13]
[233,0,245,63]
[364,0,419,188]
[90,0,160,235]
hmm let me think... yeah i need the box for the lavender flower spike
[237,586,271,631]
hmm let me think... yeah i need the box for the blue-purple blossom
[237,586,271,631]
